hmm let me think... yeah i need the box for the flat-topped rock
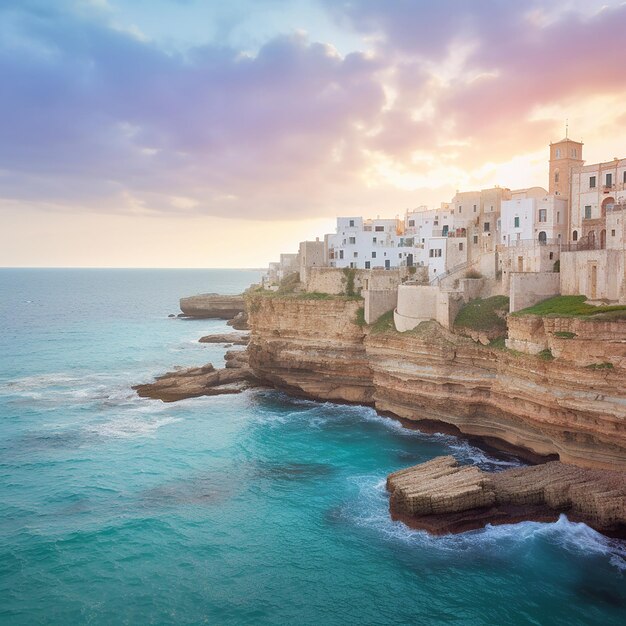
[387,456,626,537]
[133,363,259,402]
[179,293,245,319]
[199,332,250,345]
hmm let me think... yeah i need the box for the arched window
[572,230,578,241]
[538,231,547,244]
[554,170,560,183]
[555,148,561,158]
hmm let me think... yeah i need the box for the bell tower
[549,136,584,203]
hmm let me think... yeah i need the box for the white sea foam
[83,414,182,439]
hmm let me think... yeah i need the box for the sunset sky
[2,0,626,267]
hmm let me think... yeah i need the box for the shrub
[538,348,554,361]
[585,362,614,370]
[342,267,357,297]
[553,331,576,339]
[354,307,366,327]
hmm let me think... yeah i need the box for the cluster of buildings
[264,136,626,314]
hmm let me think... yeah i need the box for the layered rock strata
[179,293,245,319]
[247,298,374,403]
[387,456,626,537]
[247,296,626,471]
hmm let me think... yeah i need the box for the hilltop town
[263,137,626,340]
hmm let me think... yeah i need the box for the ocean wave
[83,414,182,439]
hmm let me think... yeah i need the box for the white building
[500,189,567,246]
[327,217,405,269]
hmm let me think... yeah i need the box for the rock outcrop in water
[179,293,245,319]
[387,456,626,537]
[247,296,626,472]
[199,332,250,345]
[133,361,258,402]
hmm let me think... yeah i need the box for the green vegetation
[538,348,555,361]
[465,269,483,279]
[342,267,358,297]
[370,310,395,333]
[408,266,417,275]
[454,296,510,332]
[585,362,615,370]
[354,307,366,327]
[488,336,506,350]
[276,272,301,294]
[553,331,576,339]
[513,295,626,319]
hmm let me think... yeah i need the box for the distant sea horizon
[1,268,625,625]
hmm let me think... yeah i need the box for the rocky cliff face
[247,298,373,403]
[248,296,626,471]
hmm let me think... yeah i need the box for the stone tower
[549,137,584,204]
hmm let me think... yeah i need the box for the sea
[0,268,624,625]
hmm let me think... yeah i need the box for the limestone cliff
[247,296,626,471]
[179,293,245,319]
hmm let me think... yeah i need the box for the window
[589,176,596,188]
[483,222,490,232]
[514,216,520,228]
[555,148,561,158]
[375,226,384,232]
[349,219,354,227]
[572,148,577,157]
[549,252,554,260]
[557,211,560,224]
[353,252,358,258]
[339,250,344,259]
[372,251,377,258]
[365,261,370,269]
[408,220,415,227]
[584,205,592,219]
[611,229,616,237]
[459,242,464,251]
[398,253,402,258]
[473,235,478,244]
[372,237,377,243]
[458,206,462,214]
[572,230,578,242]
[538,209,547,223]
[349,236,356,244]
[434,220,439,226]
[606,173,613,187]
[473,204,477,213]
[623,171,626,184]
[554,170,559,183]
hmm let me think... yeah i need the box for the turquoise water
[0,269,624,625]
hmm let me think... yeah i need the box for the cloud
[0,0,387,219]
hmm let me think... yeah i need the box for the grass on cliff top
[512,295,626,319]
[370,310,395,333]
[454,296,510,332]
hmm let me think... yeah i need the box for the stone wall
[304,267,417,295]
[561,249,626,302]
[509,272,560,312]
[394,285,464,331]
[364,289,397,324]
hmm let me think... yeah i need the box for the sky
[1,0,625,268]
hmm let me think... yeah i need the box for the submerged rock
[198,332,249,345]
[387,456,626,537]
[133,362,259,402]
